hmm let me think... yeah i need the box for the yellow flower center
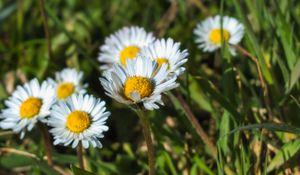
[20,97,42,119]
[156,58,170,69]
[66,110,91,133]
[124,76,153,101]
[120,46,140,65]
[57,82,75,100]
[209,28,230,44]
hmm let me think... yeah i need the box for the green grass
[1,0,300,174]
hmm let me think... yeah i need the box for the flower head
[48,94,110,149]
[98,26,156,69]
[194,15,244,55]
[47,68,87,100]
[0,78,55,138]
[140,38,188,76]
[100,56,178,110]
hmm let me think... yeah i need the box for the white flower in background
[140,38,188,76]
[98,26,156,69]
[0,79,55,138]
[48,94,110,149]
[194,15,244,55]
[47,68,87,100]
[100,56,178,110]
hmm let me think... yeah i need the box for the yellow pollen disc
[66,110,91,133]
[209,28,230,45]
[156,58,170,69]
[120,46,140,65]
[124,76,153,101]
[20,97,42,119]
[57,82,75,100]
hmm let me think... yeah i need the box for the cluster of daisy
[0,68,110,149]
[98,14,244,109]
[98,26,188,110]
[0,15,244,152]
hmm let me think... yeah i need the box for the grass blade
[267,139,300,172]
[227,123,300,136]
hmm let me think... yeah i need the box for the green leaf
[0,154,34,169]
[287,57,300,93]
[267,139,300,172]
[0,154,60,175]
[227,123,300,136]
[53,153,78,164]
[273,2,297,70]
[193,156,215,175]
[72,165,96,175]
[219,111,231,154]
[161,151,178,175]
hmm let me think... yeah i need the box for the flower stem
[176,94,218,158]
[136,108,156,175]
[232,45,266,94]
[40,123,53,166]
[39,0,53,60]
[232,44,273,119]
[77,142,85,170]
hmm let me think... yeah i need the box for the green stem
[39,0,53,60]
[176,94,218,158]
[135,108,156,175]
[77,142,84,170]
[174,93,235,174]
[232,44,273,119]
[40,123,53,166]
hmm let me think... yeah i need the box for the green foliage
[0,0,300,174]
[267,139,300,173]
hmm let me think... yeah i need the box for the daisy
[0,78,55,138]
[47,68,87,100]
[100,56,178,110]
[139,38,188,76]
[194,15,244,55]
[98,26,156,69]
[48,94,110,148]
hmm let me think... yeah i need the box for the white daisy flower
[47,68,88,100]
[140,38,188,76]
[48,94,110,149]
[98,26,156,69]
[194,15,244,55]
[100,56,179,110]
[0,78,55,139]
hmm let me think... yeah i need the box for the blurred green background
[1,0,300,174]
